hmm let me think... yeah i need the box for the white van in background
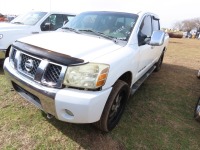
[0,11,75,64]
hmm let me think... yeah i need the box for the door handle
[32,32,39,34]
[151,46,155,49]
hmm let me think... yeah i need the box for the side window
[67,16,74,22]
[41,14,64,31]
[63,15,75,25]
[54,14,64,30]
[138,15,152,46]
[63,15,69,25]
[152,17,160,31]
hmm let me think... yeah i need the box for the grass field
[0,38,200,149]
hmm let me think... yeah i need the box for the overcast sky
[0,0,200,28]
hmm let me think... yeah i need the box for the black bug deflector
[12,41,84,66]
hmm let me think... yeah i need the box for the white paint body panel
[4,11,169,123]
[55,87,112,123]
[18,32,122,62]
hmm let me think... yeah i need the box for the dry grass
[0,38,200,149]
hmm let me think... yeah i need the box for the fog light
[65,109,74,116]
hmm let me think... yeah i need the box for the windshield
[63,11,138,41]
[11,12,47,25]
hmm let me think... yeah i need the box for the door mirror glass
[41,22,53,31]
[149,30,165,46]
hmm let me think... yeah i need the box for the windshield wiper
[12,22,24,24]
[78,29,117,43]
[61,27,80,34]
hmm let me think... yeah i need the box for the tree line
[173,17,200,32]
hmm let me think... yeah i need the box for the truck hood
[18,31,123,62]
[0,22,30,31]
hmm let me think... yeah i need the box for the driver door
[137,15,155,76]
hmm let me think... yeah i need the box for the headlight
[64,63,109,89]
[0,34,3,39]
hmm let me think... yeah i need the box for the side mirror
[42,23,52,31]
[63,20,69,26]
[149,30,165,46]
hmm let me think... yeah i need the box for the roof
[24,10,76,16]
[78,7,142,15]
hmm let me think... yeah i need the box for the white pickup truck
[0,11,75,64]
[4,10,169,132]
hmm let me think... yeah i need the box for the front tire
[94,80,130,132]
[194,98,200,121]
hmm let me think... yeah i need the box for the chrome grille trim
[9,47,17,68]
[14,51,21,69]
[19,53,41,78]
[34,60,49,82]
[44,64,62,83]
[41,63,67,88]
[11,48,16,61]
[10,48,67,89]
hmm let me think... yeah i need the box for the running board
[130,65,156,95]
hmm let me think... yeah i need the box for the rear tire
[154,52,164,72]
[94,80,130,132]
[194,98,200,121]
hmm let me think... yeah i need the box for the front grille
[11,49,65,88]
[43,64,62,84]
[20,54,41,78]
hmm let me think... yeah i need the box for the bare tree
[173,21,183,31]
[181,20,196,32]
[172,18,200,32]
[193,18,200,31]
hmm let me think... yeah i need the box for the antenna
[49,0,51,12]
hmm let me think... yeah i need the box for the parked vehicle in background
[5,15,17,22]
[197,70,200,79]
[0,13,6,22]
[186,32,192,38]
[0,11,75,64]
[194,70,200,121]
[194,97,200,121]
[4,10,169,132]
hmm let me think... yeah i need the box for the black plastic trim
[12,41,84,66]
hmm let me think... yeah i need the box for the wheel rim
[108,90,126,129]
[109,94,122,119]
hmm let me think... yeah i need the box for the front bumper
[4,58,112,123]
